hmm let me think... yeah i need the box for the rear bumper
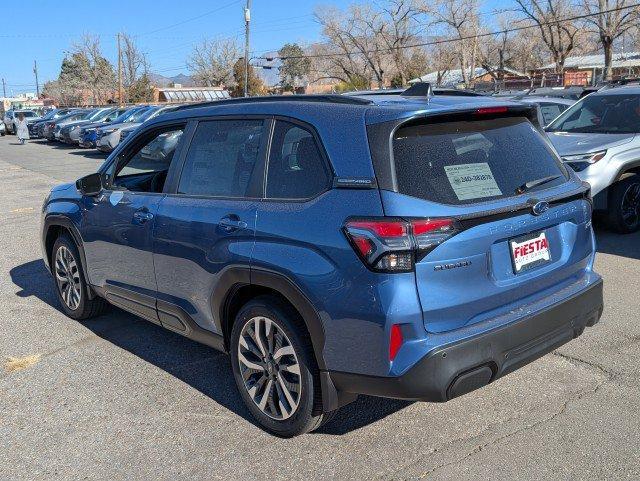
[330,277,603,402]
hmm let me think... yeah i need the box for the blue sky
[1,0,503,95]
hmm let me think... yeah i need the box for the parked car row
[26,104,182,155]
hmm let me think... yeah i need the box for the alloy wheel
[237,316,302,420]
[54,245,82,310]
[621,181,640,228]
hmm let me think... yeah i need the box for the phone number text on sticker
[443,162,502,201]
[510,231,551,273]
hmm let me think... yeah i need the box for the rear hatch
[369,109,594,333]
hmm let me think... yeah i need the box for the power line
[259,3,640,61]
[137,0,243,37]
[143,16,315,59]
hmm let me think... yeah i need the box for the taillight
[411,219,457,254]
[343,217,460,273]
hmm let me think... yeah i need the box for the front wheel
[230,297,331,437]
[52,234,107,320]
[607,175,640,234]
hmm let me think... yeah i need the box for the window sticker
[443,162,502,200]
[109,191,124,206]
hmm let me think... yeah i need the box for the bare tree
[429,41,458,85]
[373,0,423,85]
[420,0,481,87]
[513,0,581,73]
[315,5,388,88]
[583,0,638,80]
[314,1,425,89]
[306,41,371,89]
[120,33,153,102]
[187,37,240,87]
[504,18,548,74]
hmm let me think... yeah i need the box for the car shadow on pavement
[595,230,640,259]
[68,150,108,159]
[10,259,411,435]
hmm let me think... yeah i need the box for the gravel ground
[1,137,639,481]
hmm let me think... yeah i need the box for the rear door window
[265,120,331,199]
[392,117,566,204]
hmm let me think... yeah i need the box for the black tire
[607,175,640,234]
[51,234,107,320]
[230,296,332,437]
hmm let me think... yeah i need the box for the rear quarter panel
[252,189,425,376]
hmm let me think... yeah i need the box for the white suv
[546,87,640,233]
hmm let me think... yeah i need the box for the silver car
[546,87,640,233]
[96,105,177,152]
[96,106,153,152]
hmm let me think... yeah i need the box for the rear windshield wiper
[515,175,561,195]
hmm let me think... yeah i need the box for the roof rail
[344,86,484,98]
[432,88,486,97]
[402,82,433,98]
[171,94,373,112]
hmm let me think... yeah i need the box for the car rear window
[392,117,566,204]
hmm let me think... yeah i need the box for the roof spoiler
[401,82,433,98]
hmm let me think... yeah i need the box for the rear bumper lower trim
[330,278,603,402]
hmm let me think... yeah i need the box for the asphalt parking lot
[1,137,639,481]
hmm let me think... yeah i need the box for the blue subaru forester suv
[41,85,603,437]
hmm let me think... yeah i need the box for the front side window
[127,108,152,123]
[178,120,263,198]
[111,127,184,193]
[546,94,640,134]
[265,121,330,199]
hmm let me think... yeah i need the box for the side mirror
[76,172,103,196]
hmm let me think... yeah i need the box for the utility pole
[33,60,40,98]
[243,0,251,97]
[117,33,123,106]
[1,78,6,98]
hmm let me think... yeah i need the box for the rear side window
[539,103,568,125]
[392,117,566,204]
[178,119,263,198]
[266,121,330,199]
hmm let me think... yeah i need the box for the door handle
[219,215,247,232]
[133,210,154,224]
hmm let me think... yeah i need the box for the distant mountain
[148,72,196,88]
[149,64,281,89]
